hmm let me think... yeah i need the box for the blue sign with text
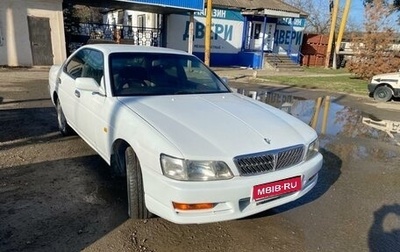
[274,30,303,46]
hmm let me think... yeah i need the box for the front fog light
[173,202,215,211]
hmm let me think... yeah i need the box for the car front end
[143,140,322,224]
[119,93,323,224]
[368,72,399,94]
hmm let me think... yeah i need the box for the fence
[65,22,162,55]
[300,34,328,67]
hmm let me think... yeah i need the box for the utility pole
[204,0,212,66]
[333,0,352,69]
[325,0,339,68]
[188,12,194,55]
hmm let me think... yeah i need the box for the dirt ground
[1,68,400,252]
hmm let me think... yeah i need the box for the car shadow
[368,204,400,251]
[0,98,51,105]
[248,148,342,219]
[392,97,400,102]
[0,155,127,252]
[0,107,58,144]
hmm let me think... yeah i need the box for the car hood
[119,93,316,159]
[372,72,400,81]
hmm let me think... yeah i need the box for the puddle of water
[236,89,400,159]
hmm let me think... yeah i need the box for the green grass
[301,67,349,74]
[259,73,367,95]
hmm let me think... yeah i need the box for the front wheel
[373,86,393,102]
[56,99,72,136]
[125,146,151,219]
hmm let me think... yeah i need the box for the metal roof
[65,0,203,13]
[67,0,307,16]
[211,0,308,17]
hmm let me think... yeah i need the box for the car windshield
[109,52,230,96]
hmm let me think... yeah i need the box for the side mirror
[76,77,105,96]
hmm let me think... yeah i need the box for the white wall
[0,0,66,66]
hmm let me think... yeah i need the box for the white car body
[368,72,400,102]
[49,44,322,224]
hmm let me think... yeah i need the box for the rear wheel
[373,86,393,102]
[125,146,151,219]
[56,99,72,136]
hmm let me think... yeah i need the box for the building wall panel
[0,0,65,66]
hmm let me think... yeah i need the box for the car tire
[373,86,393,102]
[56,99,72,136]
[125,146,151,219]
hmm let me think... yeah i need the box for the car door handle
[75,90,81,98]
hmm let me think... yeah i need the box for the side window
[65,50,85,79]
[81,50,104,85]
[65,49,104,85]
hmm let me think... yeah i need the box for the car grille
[234,145,305,176]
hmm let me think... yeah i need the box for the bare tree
[364,0,400,10]
[348,0,400,79]
[63,4,103,24]
[72,5,104,23]
[284,0,330,33]
[364,0,400,24]
[283,0,362,34]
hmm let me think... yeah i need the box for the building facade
[0,0,66,66]
[0,0,305,68]
[165,8,306,67]
[0,0,204,67]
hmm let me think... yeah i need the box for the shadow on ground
[369,204,400,251]
[0,155,127,252]
[0,107,58,143]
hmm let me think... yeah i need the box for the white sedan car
[49,44,322,224]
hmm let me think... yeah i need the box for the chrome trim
[233,144,305,176]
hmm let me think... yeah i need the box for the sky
[291,0,397,32]
[348,0,399,31]
[349,0,366,29]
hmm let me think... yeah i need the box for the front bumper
[142,153,323,224]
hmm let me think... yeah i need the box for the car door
[74,49,108,151]
[58,50,87,130]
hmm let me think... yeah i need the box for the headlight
[305,138,319,160]
[160,154,233,181]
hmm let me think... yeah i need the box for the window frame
[64,48,104,79]
[108,52,230,97]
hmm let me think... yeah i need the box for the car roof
[80,44,191,56]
